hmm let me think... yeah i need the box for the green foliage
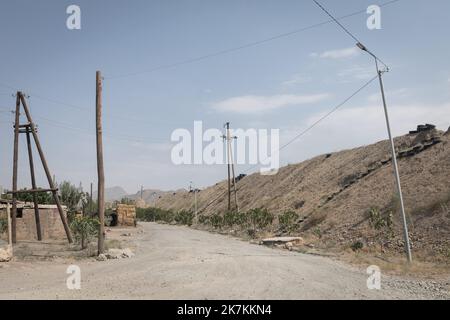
[136,207,175,223]
[174,210,195,226]
[223,211,237,227]
[351,241,364,252]
[16,189,53,204]
[368,207,393,232]
[0,216,7,234]
[234,211,248,226]
[59,181,83,210]
[199,208,274,234]
[82,195,97,217]
[278,210,299,233]
[313,227,322,239]
[247,208,274,231]
[70,216,99,249]
[119,197,135,205]
[210,214,224,229]
[197,214,210,225]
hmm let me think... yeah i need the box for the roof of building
[0,199,66,210]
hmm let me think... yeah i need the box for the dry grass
[339,248,450,279]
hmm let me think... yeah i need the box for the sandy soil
[0,222,449,300]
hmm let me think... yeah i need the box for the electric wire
[311,0,390,69]
[105,0,400,80]
[197,74,379,214]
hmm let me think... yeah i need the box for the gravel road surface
[0,222,448,299]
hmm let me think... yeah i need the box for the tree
[70,216,100,249]
[16,189,53,204]
[59,181,86,220]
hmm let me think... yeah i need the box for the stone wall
[0,206,67,241]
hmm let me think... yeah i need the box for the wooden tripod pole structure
[96,71,105,255]
[10,92,73,243]
[25,129,42,241]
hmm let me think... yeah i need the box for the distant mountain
[127,188,186,206]
[93,186,128,202]
[93,186,187,205]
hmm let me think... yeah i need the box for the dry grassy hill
[154,126,450,262]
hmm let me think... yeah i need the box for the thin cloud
[337,65,375,82]
[367,88,410,103]
[311,47,360,60]
[281,74,312,87]
[212,93,330,114]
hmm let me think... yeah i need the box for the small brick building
[0,201,68,241]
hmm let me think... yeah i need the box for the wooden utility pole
[25,129,42,240]
[190,181,198,216]
[225,122,231,211]
[229,140,239,213]
[223,122,239,212]
[11,94,20,243]
[96,71,105,255]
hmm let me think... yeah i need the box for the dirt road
[0,222,448,299]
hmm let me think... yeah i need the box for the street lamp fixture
[356,42,412,263]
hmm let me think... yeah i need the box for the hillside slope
[154,126,450,261]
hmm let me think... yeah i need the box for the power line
[105,0,400,80]
[311,0,390,69]
[278,75,378,152]
[197,75,379,214]
[0,82,189,127]
[0,0,401,129]
[33,115,167,144]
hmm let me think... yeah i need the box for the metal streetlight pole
[357,43,412,263]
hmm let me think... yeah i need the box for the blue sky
[1,0,449,193]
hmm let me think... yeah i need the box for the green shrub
[278,211,299,233]
[368,207,393,232]
[222,211,249,228]
[247,208,274,231]
[70,216,100,249]
[174,210,195,226]
[223,211,237,227]
[198,214,210,225]
[234,211,249,227]
[136,207,175,223]
[313,227,322,239]
[210,214,224,229]
[160,210,175,223]
[351,241,364,252]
